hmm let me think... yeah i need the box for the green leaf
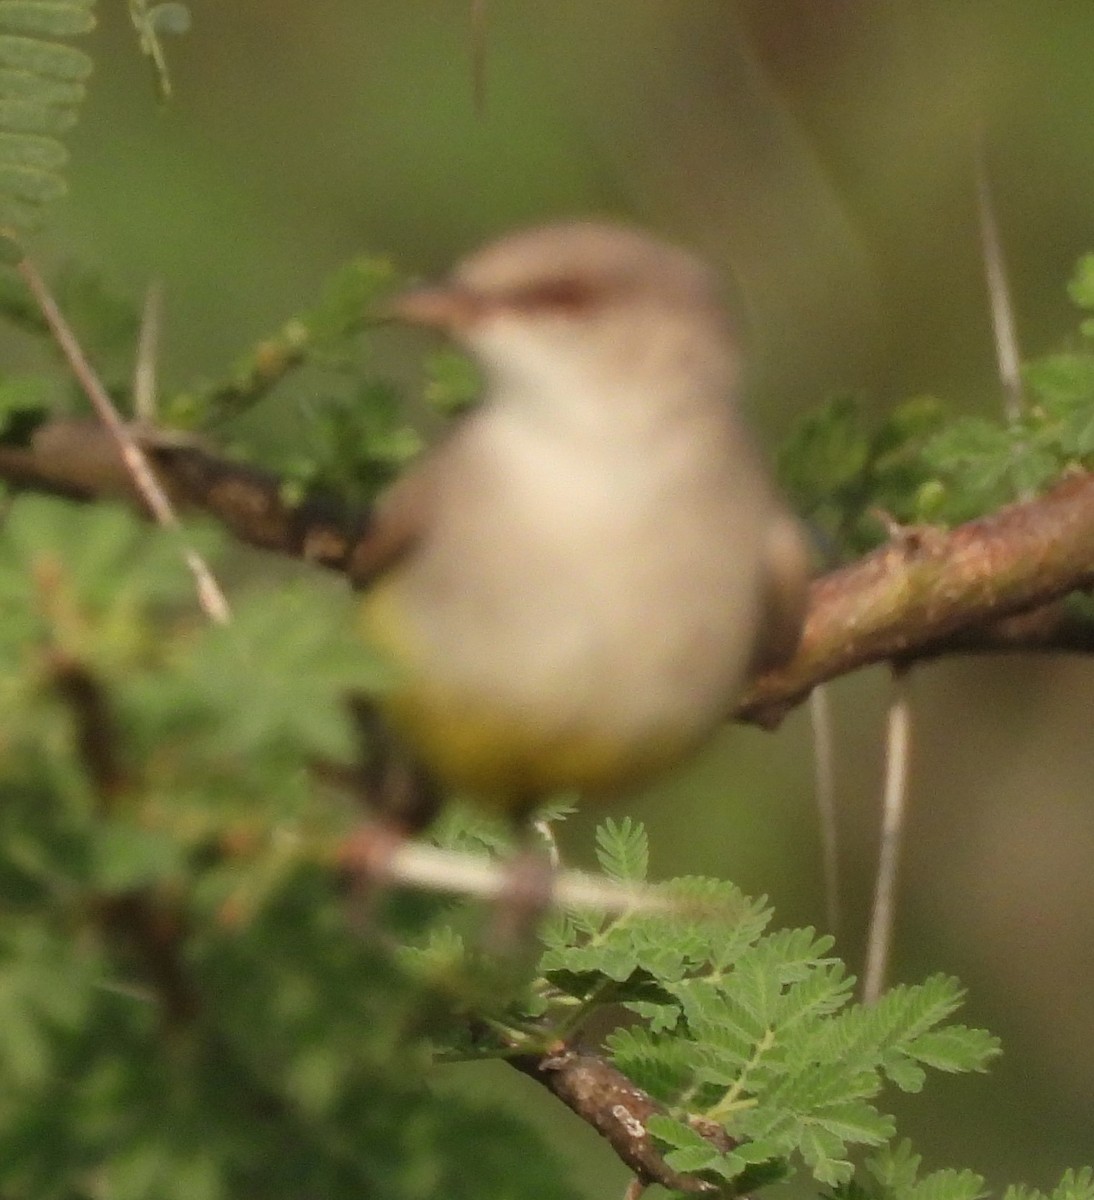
[649,1113,744,1180]
[0,926,96,1090]
[0,94,75,131]
[606,1025,695,1099]
[595,816,648,883]
[0,3,97,38]
[867,1139,923,1192]
[778,394,871,507]
[905,1025,1000,1073]
[813,1101,893,1145]
[0,64,84,102]
[0,127,63,167]
[923,417,1013,473]
[773,961,853,1030]
[0,498,210,672]
[0,158,62,199]
[531,793,578,824]
[168,583,391,761]
[879,1052,926,1093]
[306,255,397,344]
[1024,353,1094,407]
[424,347,481,415]
[910,1169,989,1200]
[1045,1168,1094,1200]
[800,1123,854,1185]
[0,34,92,80]
[1067,253,1094,310]
[920,417,1021,517]
[91,821,183,890]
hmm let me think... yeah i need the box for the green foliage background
[0,489,1007,1195]
[0,1,1093,1197]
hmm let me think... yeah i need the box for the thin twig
[134,281,163,423]
[862,670,913,1005]
[16,256,231,625]
[348,829,674,915]
[809,684,840,936]
[975,129,1025,426]
[533,817,562,868]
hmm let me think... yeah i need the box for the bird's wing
[749,511,812,674]
[348,402,492,588]
[347,455,443,588]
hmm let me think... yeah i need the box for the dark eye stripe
[499,276,602,315]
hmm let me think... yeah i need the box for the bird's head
[389,221,738,413]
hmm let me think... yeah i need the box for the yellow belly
[359,578,690,810]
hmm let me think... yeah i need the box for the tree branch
[510,1045,735,1195]
[737,470,1094,726]
[2,422,1093,725]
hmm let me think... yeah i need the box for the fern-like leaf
[0,0,95,236]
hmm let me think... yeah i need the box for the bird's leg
[322,695,443,908]
[482,801,558,957]
[343,694,444,831]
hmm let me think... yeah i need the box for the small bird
[351,220,810,829]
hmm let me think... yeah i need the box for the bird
[348,219,810,831]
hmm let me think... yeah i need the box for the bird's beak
[385,284,480,331]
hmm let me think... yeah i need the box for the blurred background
[48,2,1094,1194]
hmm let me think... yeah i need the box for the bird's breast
[362,405,767,797]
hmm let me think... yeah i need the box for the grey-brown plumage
[354,221,809,809]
